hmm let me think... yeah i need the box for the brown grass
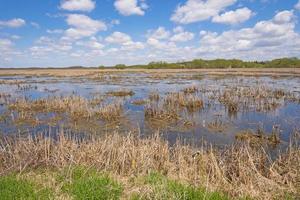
[106,90,135,97]
[0,130,299,199]
[144,104,179,122]
[8,96,124,126]
[0,68,300,77]
[164,92,204,112]
[183,85,199,94]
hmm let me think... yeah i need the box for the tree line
[110,57,300,69]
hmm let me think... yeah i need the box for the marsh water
[0,72,299,149]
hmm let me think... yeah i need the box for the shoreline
[0,68,300,77]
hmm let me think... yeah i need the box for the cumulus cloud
[170,27,194,42]
[105,32,144,51]
[0,18,26,28]
[198,10,300,60]
[60,0,95,12]
[147,27,170,40]
[295,0,300,10]
[212,7,253,25]
[76,37,104,49]
[0,38,13,51]
[105,32,132,44]
[64,14,107,40]
[171,0,236,24]
[0,38,22,63]
[30,36,72,57]
[47,29,64,34]
[114,0,148,16]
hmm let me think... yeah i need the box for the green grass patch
[59,166,123,200]
[0,174,53,200]
[142,171,230,200]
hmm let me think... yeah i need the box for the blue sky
[0,0,300,67]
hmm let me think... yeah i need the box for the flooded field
[0,70,299,149]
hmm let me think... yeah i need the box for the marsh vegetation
[0,69,299,199]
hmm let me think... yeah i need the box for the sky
[0,0,300,68]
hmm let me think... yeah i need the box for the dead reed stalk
[0,131,299,199]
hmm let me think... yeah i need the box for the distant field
[1,67,300,77]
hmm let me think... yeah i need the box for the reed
[183,85,199,94]
[164,92,204,112]
[0,130,299,199]
[8,96,124,127]
[149,91,160,102]
[144,103,179,121]
[106,90,135,97]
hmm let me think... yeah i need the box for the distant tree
[114,64,126,69]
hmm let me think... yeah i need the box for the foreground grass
[0,132,299,199]
[0,167,230,200]
[0,174,53,199]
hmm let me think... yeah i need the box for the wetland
[0,68,300,199]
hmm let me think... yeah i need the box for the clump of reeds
[96,101,123,121]
[183,85,198,94]
[131,99,148,105]
[17,84,37,91]
[235,125,281,146]
[207,118,227,132]
[149,91,160,102]
[106,90,135,97]
[164,92,203,112]
[144,104,179,121]
[0,130,299,199]
[8,96,125,127]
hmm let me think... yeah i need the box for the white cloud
[76,37,104,49]
[47,29,64,34]
[120,41,144,51]
[30,36,73,57]
[212,7,253,25]
[197,10,300,60]
[0,38,13,50]
[60,0,95,12]
[147,38,177,50]
[0,38,22,63]
[114,0,147,16]
[170,31,194,42]
[64,14,107,40]
[30,22,40,29]
[105,32,144,51]
[273,10,294,24]
[171,0,236,24]
[295,0,300,10]
[105,32,132,44]
[173,26,184,33]
[0,18,26,28]
[147,27,170,40]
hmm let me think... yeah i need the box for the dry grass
[8,96,124,126]
[164,92,204,112]
[145,104,179,122]
[217,86,296,113]
[131,99,149,105]
[0,130,299,199]
[183,85,199,94]
[106,90,135,97]
[235,126,281,146]
[149,91,160,102]
[0,68,300,78]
